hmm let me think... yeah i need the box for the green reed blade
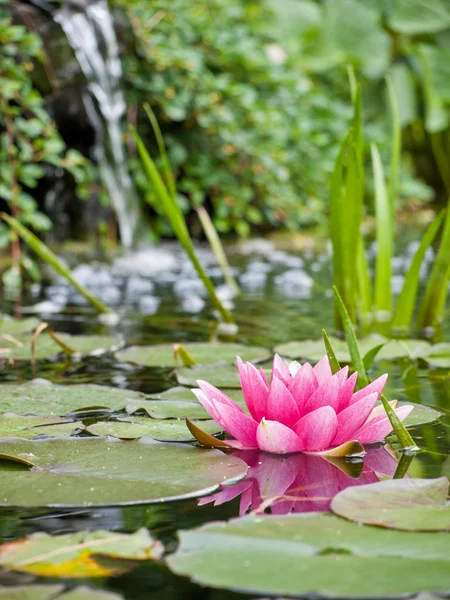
[334,285,416,449]
[0,213,113,315]
[131,128,235,325]
[386,74,401,216]
[356,235,372,319]
[417,201,450,330]
[196,205,240,295]
[362,342,386,372]
[371,144,393,316]
[322,329,341,374]
[144,103,177,201]
[393,210,446,330]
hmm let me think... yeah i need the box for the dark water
[0,235,449,598]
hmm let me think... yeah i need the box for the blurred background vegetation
[2,0,450,244]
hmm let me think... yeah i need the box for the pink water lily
[192,354,413,455]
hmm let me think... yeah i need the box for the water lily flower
[199,446,400,515]
[191,354,413,455]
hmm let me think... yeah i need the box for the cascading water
[55,0,142,249]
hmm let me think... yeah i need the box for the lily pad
[400,402,442,428]
[115,342,269,368]
[176,365,240,388]
[168,513,450,597]
[1,333,123,361]
[0,586,123,600]
[86,417,220,441]
[0,415,83,440]
[420,343,450,368]
[0,528,162,578]
[0,381,145,416]
[126,387,245,419]
[275,336,430,363]
[0,316,40,337]
[331,477,450,532]
[0,437,247,507]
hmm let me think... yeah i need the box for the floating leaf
[0,381,145,416]
[0,415,83,440]
[1,333,123,361]
[331,477,450,531]
[0,437,247,507]
[86,417,220,441]
[400,402,442,427]
[0,317,40,337]
[0,528,162,578]
[420,343,450,368]
[168,513,450,597]
[0,586,124,600]
[176,365,240,388]
[116,343,269,368]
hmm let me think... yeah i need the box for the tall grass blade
[371,144,393,316]
[416,202,450,330]
[333,285,416,449]
[356,236,372,320]
[144,103,176,201]
[322,329,341,374]
[392,210,446,330]
[386,74,401,216]
[0,213,113,315]
[196,205,240,295]
[131,128,235,325]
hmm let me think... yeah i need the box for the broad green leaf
[393,211,446,330]
[86,417,220,441]
[0,437,247,507]
[0,381,145,416]
[0,528,163,577]
[0,586,122,600]
[116,343,269,368]
[331,477,450,531]
[420,343,450,368]
[1,333,123,361]
[176,365,240,388]
[0,415,82,440]
[398,402,442,428]
[388,0,450,34]
[0,316,40,336]
[168,513,450,597]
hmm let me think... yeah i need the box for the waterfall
[55,0,142,249]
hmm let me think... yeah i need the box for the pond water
[0,233,449,598]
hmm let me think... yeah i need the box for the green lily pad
[115,343,269,368]
[400,402,442,428]
[0,528,163,578]
[0,586,123,600]
[167,512,450,597]
[332,477,450,532]
[0,316,40,337]
[0,415,83,440]
[275,336,430,363]
[126,387,245,419]
[420,343,450,368]
[1,333,124,361]
[0,437,247,507]
[86,417,220,441]
[0,381,146,416]
[176,365,240,388]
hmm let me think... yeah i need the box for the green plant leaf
[322,329,341,374]
[0,528,163,577]
[0,437,247,507]
[86,417,220,441]
[176,365,241,388]
[388,0,450,34]
[168,512,450,597]
[0,415,83,440]
[331,477,450,531]
[0,585,124,600]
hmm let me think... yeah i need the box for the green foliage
[112,0,350,236]
[0,4,88,287]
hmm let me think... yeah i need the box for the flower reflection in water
[199,446,400,515]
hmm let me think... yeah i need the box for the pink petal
[336,372,358,411]
[292,406,338,451]
[271,354,291,385]
[350,374,388,405]
[364,446,400,478]
[353,405,413,445]
[256,419,303,454]
[288,361,302,377]
[197,380,246,414]
[366,399,398,421]
[265,376,301,427]
[332,392,379,446]
[313,355,332,385]
[237,357,268,421]
[335,366,349,383]
[191,389,222,422]
[198,480,252,507]
[288,364,317,413]
[302,372,341,414]
[259,367,269,387]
